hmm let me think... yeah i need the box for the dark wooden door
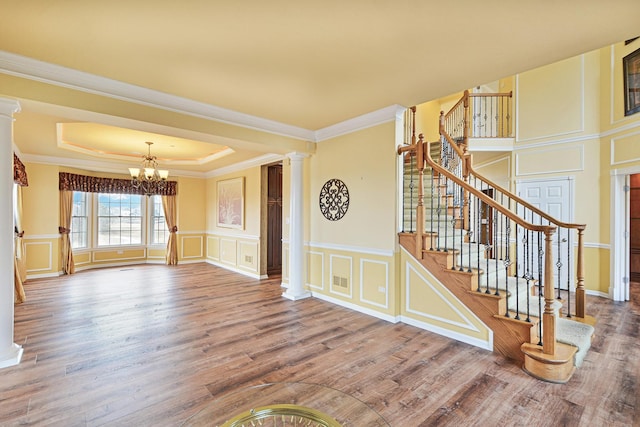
[630,174,640,281]
[480,188,494,258]
[267,165,283,275]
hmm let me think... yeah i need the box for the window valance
[13,153,28,187]
[59,172,177,196]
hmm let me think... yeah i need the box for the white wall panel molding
[308,241,394,257]
[515,144,584,176]
[24,241,52,272]
[359,258,389,309]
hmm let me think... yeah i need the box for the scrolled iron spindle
[537,231,544,346]
[493,209,500,296]
[429,168,434,251]
[566,231,572,318]
[514,221,521,320]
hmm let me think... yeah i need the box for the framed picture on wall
[217,177,244,229]
[624,47,640,116]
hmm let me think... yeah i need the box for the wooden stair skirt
[399,232,589,383]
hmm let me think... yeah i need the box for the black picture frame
[623,47,640,116]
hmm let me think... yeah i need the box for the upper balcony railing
[441,90,513,147]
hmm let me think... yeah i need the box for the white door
[516,177,574,292]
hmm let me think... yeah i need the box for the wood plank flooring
[1,264,638,426]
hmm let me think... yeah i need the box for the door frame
[611,167,635,301]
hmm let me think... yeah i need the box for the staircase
[398,97,595,383]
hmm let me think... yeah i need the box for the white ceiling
[1,1,639,175]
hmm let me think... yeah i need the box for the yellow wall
[310,122,398,250]
[21,162,207,277]
[513,50,606,293]
[205,166,262,278]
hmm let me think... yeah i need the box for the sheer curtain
[59,190,75,274]
[162,195,178,265]
[13,184,26,303]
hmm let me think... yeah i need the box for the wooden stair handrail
[468,91,513,98]
[422,137,555,234]
[467,164,586,230]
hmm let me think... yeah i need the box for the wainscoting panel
[93,248,146,263]
[220,239,237,265]
[329,254,353,298]
[206,233,261,279]
[306,243,396,319]
[400,247,492,350]
[516,144,584,176]
[181,235,204,260]
[307,251,324,290]
[25,241,53,274]
[360,258,389,309]
[610,131,640,166]
[207,236,220,261]
[238,241,258,273]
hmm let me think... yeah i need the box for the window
[97,193,143,246]
[71,192,89,249]
[150,195,169,245]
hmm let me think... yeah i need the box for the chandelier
[128,141,169,195]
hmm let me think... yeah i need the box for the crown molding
[0,51,409,144]
[314,104,406,142]
[0,50,314,141]
[205,153,284,178]
[19,153,205,178]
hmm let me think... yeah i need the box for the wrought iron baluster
[476,190,482,293]
[458,184,465,271]
[493,207,499,296]
[556,228,563,300]
[429,167,434,251]
[504,218,512,317]
[443,177,449,253]
[409,153,415,232]
[537,231,544,346]
[525,229,532,323]
[567,230,572,318]
[466,188,472,273]
[484,192,491,295]
[436,173,442,252]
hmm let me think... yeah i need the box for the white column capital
[0,98,21,119]
[286,152,310,162]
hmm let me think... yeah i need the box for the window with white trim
[150,195,169,245]
[71,191,89,249]
[97,193,143,246]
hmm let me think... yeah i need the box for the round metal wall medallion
[319,179,349,221]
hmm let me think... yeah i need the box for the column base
[0,343,23,369]
[282,290,312,301]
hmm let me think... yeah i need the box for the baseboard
[586,289,610,299]
[400,315,494,351]
[205,259,261,279]
[310,292,400,323]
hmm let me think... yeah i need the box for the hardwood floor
[1,264,638,426]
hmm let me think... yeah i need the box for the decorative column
[0,98,23,369]
[283,152,311,301]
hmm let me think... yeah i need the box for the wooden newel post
[543,228,556,355]
[462,90,470,151]
[576,227,586,318]
[415,134,425,256]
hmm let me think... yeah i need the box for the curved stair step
[556,317,594,368]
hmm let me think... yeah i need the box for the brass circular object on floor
[221,403,341,426]
[182,382,389,426]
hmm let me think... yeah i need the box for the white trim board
[0,50,408,143]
